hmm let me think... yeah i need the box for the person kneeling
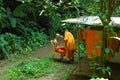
[52,33,66,60]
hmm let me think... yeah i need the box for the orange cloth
[55,47,66,54]
[53,38,66,55]
[84,29,102,57]
[64,31,76,59]
[84,30,120,58]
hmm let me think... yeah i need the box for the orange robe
[84,29,102,57]
[64,31,76,59]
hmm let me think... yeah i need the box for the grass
[61,68,72,80]
[0,57,56,80]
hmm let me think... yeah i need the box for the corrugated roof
[61,16,120,27]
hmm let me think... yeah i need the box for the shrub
[0,33,21,59]
[0,31,48,59]
[26,31,48,50]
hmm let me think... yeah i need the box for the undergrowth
[0,31,48,59]
[1,57,56,80]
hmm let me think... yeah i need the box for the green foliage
[9,16,16,28]
[0,0,49,56]
[79,41,86,53]
[96,66,111,77]
[13,4,27,17]
[19,31,48,55]
[26,31,48,50]
[77,41,86,58]
[13,3,35,18]
[113,6,120,16]
[90,77,108,80]
[88,1,120,79]
[0,0,6,25]
[16,0,32,3]
[1,0,120,80]
[0,4,29,36]
[0,1,38,36]
[61,69,71,80]
[79,0,99,15]
[13,0,86,37]
[48,11,62,38]
[0,33,21,58]
[89,56,111,78]
[0,34,9,58]
[2,57,56,80]
[94,0,100,2]
[0,6,17,28]
[11,0,98,38]
[0,31,48,59]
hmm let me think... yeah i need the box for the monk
[52,33,66,60]
[64,29,76,62]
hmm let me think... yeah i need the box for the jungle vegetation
[0,0,120,79]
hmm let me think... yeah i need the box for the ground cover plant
[1,57,56,80]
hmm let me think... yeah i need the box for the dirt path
[0,43,77,80]
[0,43,51,74]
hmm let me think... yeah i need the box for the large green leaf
[13,3,35,18]
[9,17,16,28]
[13,4,27,17]
[105,48,110,54]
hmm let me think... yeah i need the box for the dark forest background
[0,0,120,59]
